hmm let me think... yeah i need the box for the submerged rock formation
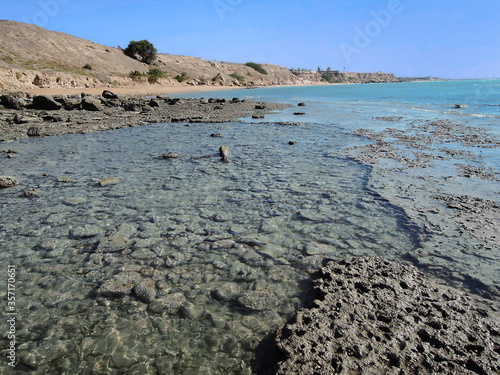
[272,257,500,375]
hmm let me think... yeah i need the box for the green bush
[124,40,157,64]
[174,72,190,83]
[83,63,93,70]
[321,74,340,83]
[229,73,245,83]
[129,70,144,81]
[2,55,15,64]
[147,68,166,83]
[245,62,268,75]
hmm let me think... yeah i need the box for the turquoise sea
[1,80,499,374]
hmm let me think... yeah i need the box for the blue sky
[2,0,500,78]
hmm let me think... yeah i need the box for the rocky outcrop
[0,92,292,142]
[81,96,103,111]
[272,257,500,375]
[291,70,400,84]
[31,95,62,110]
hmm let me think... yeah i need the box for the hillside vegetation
[0,20,400,92]
[0,21,302,91]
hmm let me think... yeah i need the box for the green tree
[245,62,268,75]
[124,40,157,64]
[147,68,166,83]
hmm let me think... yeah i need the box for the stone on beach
[23,188,39,197]
[219,146,230,162]
[81,96,103,111]
[31,95,62,110]
[0,176,19,188]
[160,152,181,159]
[27,126,42,137]
[102,90,119,99]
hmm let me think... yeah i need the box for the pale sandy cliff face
[0,20,399,92]
[0,20,301,91]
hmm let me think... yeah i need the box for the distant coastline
[0,20,434,95]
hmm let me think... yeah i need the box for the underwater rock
[0,176,19,188]
[133,278,157,303]
[98,271,142,297]
[23,188,39,197]
[160,152,181,159]
[98,177,123,186]
[96,234,132,253]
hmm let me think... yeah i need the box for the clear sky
[2,0,499,79]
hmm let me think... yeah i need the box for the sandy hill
[0,20,301,91]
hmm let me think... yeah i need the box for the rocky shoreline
[267,257,500,375]
[2,91,500,374]
[0,91,290,142]
[341,118,500,300]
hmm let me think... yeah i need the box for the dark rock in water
[31,95,62,110]
[81,96,103,111]
[289,141,298,145]
[211,133,223,138]
[160,152,181,159]
[455,104,467,109]
[102,90,119,99]
[255,104,266,109]
[272,257,500,375]
[0,176,19,189]
[252,115,265,119]
[219,146,230,163]
[298,102,307,107]
[293,112,306,116]
[27,126,42,137]
[231,98,241,103]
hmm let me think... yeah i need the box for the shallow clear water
[1,80,499,374]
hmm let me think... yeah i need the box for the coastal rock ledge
[271,257,500,375]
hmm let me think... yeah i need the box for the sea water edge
[0,80,498,374]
